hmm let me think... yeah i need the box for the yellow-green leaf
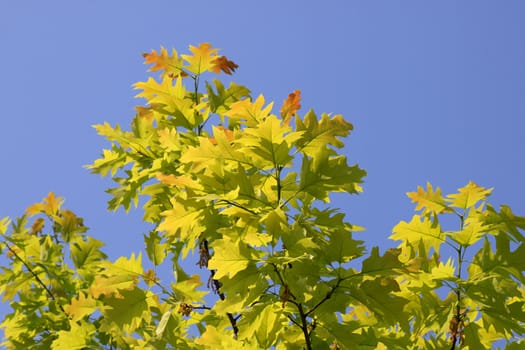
[66,293,98,323]
[391,215,446,256]
[181,42,219,75]
[208,237,259,279]
[89,253,143,298]
[228,94,274,127]
[51,321,95,350]
[447,181,492,210]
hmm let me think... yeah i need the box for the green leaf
[483,204,525,242]
[205,79,251,116]
[51,321,95,350]
[158,198,208,258]
[361,247,404,276]
[101,287,151,333]
[295,110,353,158]
[237,303,285,348]
[298,152,365,202]
[144,230,167,266]
[171,274,207,302]
[236,115,302,169]
[70,236,107,277]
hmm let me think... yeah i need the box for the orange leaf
[211,56,239,75]
[30,218,45,235]
[143,47,186,77]
[280,90,301,125]
[156,173,198,188]
[208,126,234,145]
[142,269,158,287]
[143,47,171,72]
[135,106,154,122]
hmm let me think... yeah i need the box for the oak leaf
[26,192,63,217]
[407,182,450,215]
[228,95,274,127]
[142,46,186,77]
[30,218,45,235]
[211,55,239,75]
[66,293,98,322]
[181,42,219,74]
[447,181,492,210]
[280,90,301,125]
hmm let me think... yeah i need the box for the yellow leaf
[26,192,63,217]
[181,42,219,75]
[228,94,274,127]
[208,125,234,145]
[89,253,143,298]
[195,325,240,348]
[391,215,446,256]
[208,237,258,279]
[0,217,9,234]
[134,76,185,101]
[447,211,485,246]
[52,321,95,350]
[447,181,492,210]
[171,274,206,302]
[407,183,450,215]
[66,293,98,322]
[430,258,455,280]
[157,127,180,151]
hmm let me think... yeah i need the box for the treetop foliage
[0,43,524,349]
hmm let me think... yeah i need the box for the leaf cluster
[1,43,524,349]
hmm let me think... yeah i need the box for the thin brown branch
[4,241,67,315]
[202,239,239,338]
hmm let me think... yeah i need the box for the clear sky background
[1,0,525,331]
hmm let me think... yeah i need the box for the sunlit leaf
[210,55,239,75]
[66,293,98,323]
[142,46,186,77]
[447,181,492,210]
[391,215,446,256]
[181,42,219,75]
[280,89,301,125]
[407,182,450,215]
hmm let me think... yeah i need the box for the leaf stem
[275,165,283,206]
[450,214,465,349]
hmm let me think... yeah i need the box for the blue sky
[1,0,525,334]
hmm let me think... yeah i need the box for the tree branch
[200,239,239,338]
[4,241,66,315]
